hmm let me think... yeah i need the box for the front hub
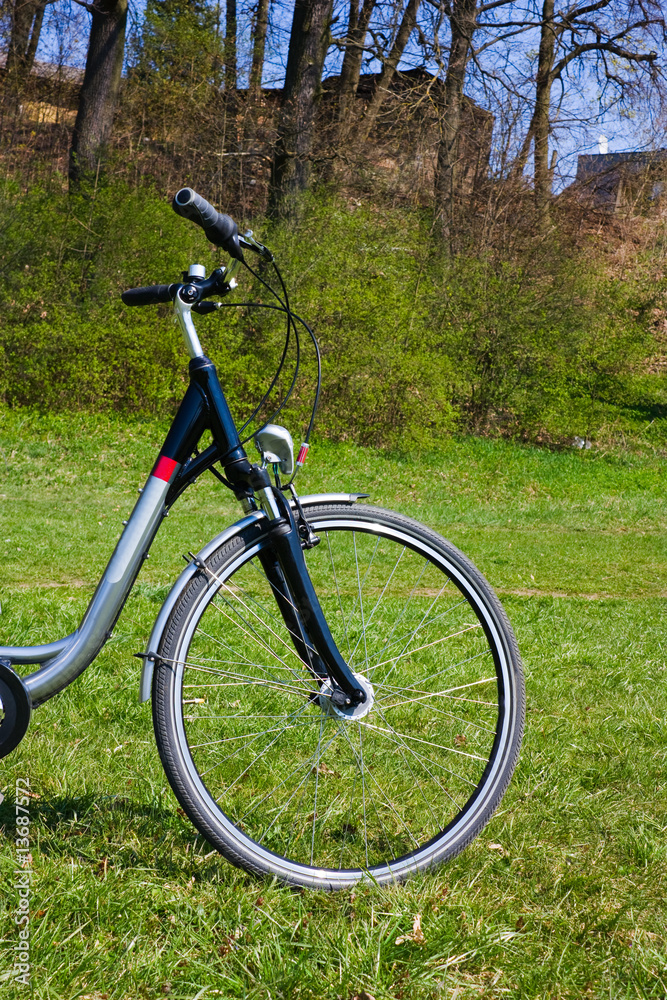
[319,672,374,721]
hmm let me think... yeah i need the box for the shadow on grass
[0,790,221,877]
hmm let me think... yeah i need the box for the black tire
[152,503,525,890]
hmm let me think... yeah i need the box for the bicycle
[0,188,525,890]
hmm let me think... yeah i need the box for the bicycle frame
[0,280,366,710]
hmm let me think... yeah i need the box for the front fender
[139,492,368,702]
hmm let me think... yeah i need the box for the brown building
[321,68,494,201]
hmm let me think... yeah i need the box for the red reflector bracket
[152,455,178,482]
[296,443,309,468]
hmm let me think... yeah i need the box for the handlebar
[121,283,177,307]
[121,187,274,307]
[172,187,244,261]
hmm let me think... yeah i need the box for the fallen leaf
[395,912,425,945]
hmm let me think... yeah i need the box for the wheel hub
[319,672,374,721]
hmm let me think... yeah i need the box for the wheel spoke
[390,648,492,696]
[310,714,326,865]
[188,718,322,750]
[371,624,483,672]
[204,599,312,677]
[375,597,469,660]
[339,770,359,869]
[246,724,342,843]
[353,532,370,673]
[377,695,497,735]
[211,586,316,672]
[358,722,369,867]
[346,541,404,666]
[325,530,352,658]
[373,556,432,664]
[373,705,444,829]
[357,719,488,762]
[212,701,314,794]
[371,582,454,685]
[346,533,381,633]
[380,675,498,703]
[169,661,316,700]
[368,706,478,790]
[335,720,421,853]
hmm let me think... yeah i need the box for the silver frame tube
[0,634,78,665]
[12,472,175,706]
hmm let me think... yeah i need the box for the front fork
[157,351,363,706]
[256,488,366,708]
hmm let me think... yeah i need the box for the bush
[0,181,664,448]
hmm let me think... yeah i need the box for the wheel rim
[168,513,515,878]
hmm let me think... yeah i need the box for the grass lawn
[1,407,666,999]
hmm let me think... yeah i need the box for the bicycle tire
[152,502,525,889]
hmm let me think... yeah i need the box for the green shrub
[0,181,664,447]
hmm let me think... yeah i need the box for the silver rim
[165,509,517,883]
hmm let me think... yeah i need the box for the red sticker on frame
[152,455,178,482]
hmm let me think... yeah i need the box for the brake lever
[239,230,274,262]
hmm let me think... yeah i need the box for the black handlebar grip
[172,187,244,261]
[121,284,175,306]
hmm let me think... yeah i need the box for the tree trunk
[225,0,237,94]
[249,0,270,98]
[533,0,556,226]
[337,0,376,124]
[24,0,46,73]
[508,121,533,181]
[268,0,333,218]
[434,0,478,248]
[68,0,128,189]
[357,0,421,142]
[4,0,47,114]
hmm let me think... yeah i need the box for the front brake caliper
[289,485,320,549]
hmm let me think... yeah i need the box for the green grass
[1,407,667,998]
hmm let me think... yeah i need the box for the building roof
[574,149,667,210]
[576,149,667,180]
[0,55,83,84]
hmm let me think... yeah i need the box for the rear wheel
[152,503,524,889]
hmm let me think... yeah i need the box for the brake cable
[208,258,322,481]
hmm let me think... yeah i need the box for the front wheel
[152,503,525,890]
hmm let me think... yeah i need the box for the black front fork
[259,490,366,707]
